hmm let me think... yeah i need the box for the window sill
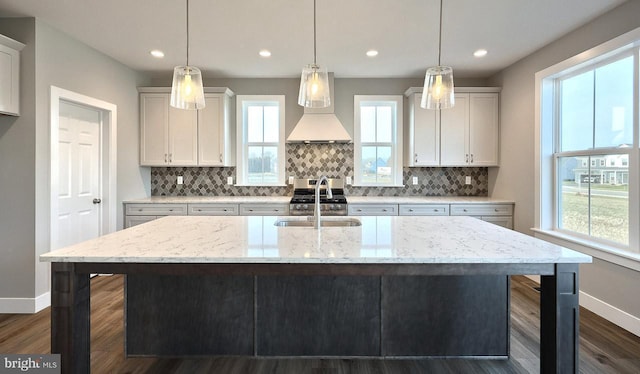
[532,228,640,272]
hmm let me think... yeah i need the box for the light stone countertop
[41,215,590,264]
[123,196,514,205]
[123,196,291,204]
[346,196,514,204]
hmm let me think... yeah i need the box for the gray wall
[0,18,151,304]
[0,18,37,300]
[487,1,640,320]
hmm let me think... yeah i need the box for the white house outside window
[536,31,640,261]
[353,95,403,186]
[236,95,285,186]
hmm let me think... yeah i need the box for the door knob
[92,198,101,204]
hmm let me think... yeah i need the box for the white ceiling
[0,0,627,78]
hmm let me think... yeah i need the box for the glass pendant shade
[421,66,455,110]
[170,65,205,110]
[298,64,331,108]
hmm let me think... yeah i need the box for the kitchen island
[41,215,591,373]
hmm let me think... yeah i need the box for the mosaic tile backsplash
[151,144,488,197]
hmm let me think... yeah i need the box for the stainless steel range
[289,178,347,216]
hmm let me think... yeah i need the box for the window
[236,95,285,186]
[353,95,403,186]
[537,34,639,258]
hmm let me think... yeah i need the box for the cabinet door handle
[219,153,223,162]
[415,153,418,163]
[465,154,469,163]
[169,153,173,163]
[164,154,168,163]
[470,154,474,163]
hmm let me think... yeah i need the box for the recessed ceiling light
[366,50,379,57]
[150,50,165,58]
[473,49,488,58]
[259,50,272,57]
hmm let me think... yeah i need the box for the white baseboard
[518,276,639,337]
[580,291,640,337]
[0,292,50,314]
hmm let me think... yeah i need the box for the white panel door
[168,105,198,166]
[469,93,499,166]
[411,94,440,166]
[198,94,223,166]
[440,93,470,166]
[56,102,101,249]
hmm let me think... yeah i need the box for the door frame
[50,86,117,250]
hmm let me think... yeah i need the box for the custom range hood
[287,74,351,143]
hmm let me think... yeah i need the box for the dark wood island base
[51,262,580,374]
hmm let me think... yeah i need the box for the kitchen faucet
[314,176,332,229]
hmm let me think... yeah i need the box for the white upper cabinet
[0,34,25,116]
[440,93,470,166]
[404,91,440,166]
[139,87,234,167]
[405,87,500,167]
[198,91,235,166]
[468,93,499,166]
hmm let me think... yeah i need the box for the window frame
[235,95,286,186]
[353,95,404,187]
[535,27,640,270]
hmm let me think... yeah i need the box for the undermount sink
[274,217,362,227]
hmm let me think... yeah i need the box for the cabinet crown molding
[138,86,234,96]
[404,86,501,97]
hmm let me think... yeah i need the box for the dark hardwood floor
[1,275,639,373]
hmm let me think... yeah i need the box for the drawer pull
[495,208,499,212]
[197,209,202,212]
[169,209,173,212]
[223,209,228,212]
[138,209,143,212]
[274,209,279,212]
[434,209,439,212]
[248,209,254,212]
[382,209,388,212]
[409,209,414,212]
[357,209,362,212]
[463,209,468,212]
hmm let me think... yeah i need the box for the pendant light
[421,0,454,110]
[298,0,331,108]
[170,0,205,110]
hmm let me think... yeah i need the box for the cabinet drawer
[125,203,188,216]
[481,216,513,230]
[125,216,158,228]
[239,204,290,216]
[348,204,398,216]
[398,204,449,216]
[188,204,239,216]
[450,204,513,216]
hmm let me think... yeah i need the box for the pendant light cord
[437,0,443,66]
[313,0,317,65]
[186,0,190,66]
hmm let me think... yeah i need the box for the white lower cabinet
[239,204,289,216]
[125,216,158,228]
[188,204,239,216]
[348,204,398,216]
[398,204,449,216]
[450,203,514,229]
